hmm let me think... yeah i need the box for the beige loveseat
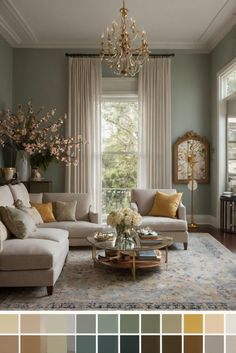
[0,183,101,295]
[131,189,189,249]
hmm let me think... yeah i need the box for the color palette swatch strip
[0,312,236,353]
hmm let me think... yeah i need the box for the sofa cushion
[54,200,77,221]
[31,203,56,223]
[38,221,103,238]
[0,206,36,239]
[149,191,182,218]
[29,227,69,242]
[0,228,68,271]
[29,193,43,204]
[0,185,14,207]
[141,216,187,231]
[9,183,31,207]
[43,193,90,221]
[131,189,177,216]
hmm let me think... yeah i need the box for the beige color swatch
[205,314,224,334]
[0,315,18,333]
[21,315,45,333]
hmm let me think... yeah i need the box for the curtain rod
[65,53,175,58]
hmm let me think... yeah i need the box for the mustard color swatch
[184,314,203,334]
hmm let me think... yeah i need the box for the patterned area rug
[0,233,235,310]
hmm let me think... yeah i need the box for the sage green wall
[0,34,13,169]
[13,48,211,214]
[210,25,236,216]
[13,49,68,192]
[0,34,12,110]
[172,53,210,215]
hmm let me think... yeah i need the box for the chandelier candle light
[101,0,150,76]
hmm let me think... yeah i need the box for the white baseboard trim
[187,214,219,228]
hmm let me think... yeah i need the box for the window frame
[101,94,139,220]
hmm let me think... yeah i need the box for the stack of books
[137,250,161,261]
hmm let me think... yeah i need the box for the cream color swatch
[0,315,18,333]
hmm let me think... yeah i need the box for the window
[101,98,138,221]
[227,116,236,177]
[221,64,236,99]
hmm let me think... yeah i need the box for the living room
[0,0,236,315]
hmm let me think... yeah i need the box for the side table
[220,195,236,233]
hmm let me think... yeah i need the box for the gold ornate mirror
[173,131,209,184]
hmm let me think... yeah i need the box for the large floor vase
[15,150,31,181]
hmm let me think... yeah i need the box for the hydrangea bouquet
[107,208,142,238]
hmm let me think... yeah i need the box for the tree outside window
[101,100,138,221]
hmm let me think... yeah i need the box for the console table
[24,180,52,193]
[220,195,236,233]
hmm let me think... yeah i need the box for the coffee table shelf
[87,235,173,280]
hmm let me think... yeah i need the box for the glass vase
[15,150,31,182]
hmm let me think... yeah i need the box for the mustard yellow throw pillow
[149,191,182,218]
[31,203,56,223]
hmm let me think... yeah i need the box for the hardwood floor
[191,225,236,254]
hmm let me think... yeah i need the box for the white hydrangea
[107,208,142,228]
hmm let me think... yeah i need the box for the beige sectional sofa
[131,189,189,249]
[0,183,101,294]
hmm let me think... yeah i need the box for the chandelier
[100,0,150,77]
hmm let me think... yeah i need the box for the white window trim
[215,57,236,226]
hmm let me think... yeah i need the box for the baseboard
[187,214,219,228]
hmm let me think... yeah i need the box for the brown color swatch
[21,336,47,353]
[141,336,160,353]
[0,336,18,353]
[162,336,182,353]
[184,336,203,353]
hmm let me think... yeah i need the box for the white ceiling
[0,0,235,51]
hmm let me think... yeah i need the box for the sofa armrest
[89,210,99,224]
[130,202,139,212]
[0,238,3,253]
[178,202,186,221]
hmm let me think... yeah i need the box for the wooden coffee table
[87,235,173,280]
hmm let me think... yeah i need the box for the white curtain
[66,57,102,212]
[138,57,172,188]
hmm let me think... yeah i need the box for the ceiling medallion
[101,0,150,77]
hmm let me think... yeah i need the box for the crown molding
[207,17,236,51]
[2,0,38,42]
[12,40,210,53]
[0,14,21,45]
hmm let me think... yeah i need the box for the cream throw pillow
[15,199,44,225]
[54,200,77,221]
[0,221,8,252]
[149,191,183,218]
[0,206,36,239]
